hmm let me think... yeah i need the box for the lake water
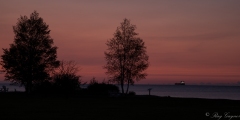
[0,82,25,92]
[126,85,240,100]
[1,82,240,100]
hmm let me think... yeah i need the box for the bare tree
[104,18,149,94]
[54,60,79,75]
[52,61,82,92]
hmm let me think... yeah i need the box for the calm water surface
[127,85,240,100]
[0,82,25,92]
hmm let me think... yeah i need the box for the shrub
[128,91,136,96]
[87,82,119,96]
[32,81,54,94]
[52,73,82,95]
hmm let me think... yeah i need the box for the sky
[0,0,240,85]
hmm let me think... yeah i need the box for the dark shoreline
[0,93,240,120]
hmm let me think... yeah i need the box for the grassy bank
[0,93,239,120]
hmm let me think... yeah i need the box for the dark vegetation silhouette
[104,18,149,94]
[52,61,82,94]
[0,11,136,96]
[32,61,83,95]
[0,11,59,94]
[87,77,120,96]
[128,91,136,96]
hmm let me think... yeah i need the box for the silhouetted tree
[0,11,59,93]
[89,77,98,85]
[54,60,79,75]
[52,61,81,93]
[104,18,149,94]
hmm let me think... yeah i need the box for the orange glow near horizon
[0,1,240,85]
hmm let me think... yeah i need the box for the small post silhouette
[148,88,152,95]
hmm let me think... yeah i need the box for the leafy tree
[104,18,149,94]
[0,11,59,93]
[0,69,4,73]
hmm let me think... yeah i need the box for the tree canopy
[104,18,149,94]
[0,11,59,93]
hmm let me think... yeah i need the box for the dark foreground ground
[0,93,240,120]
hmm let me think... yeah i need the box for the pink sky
[1,0,240,85]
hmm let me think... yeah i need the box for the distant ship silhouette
[175,81,185,85]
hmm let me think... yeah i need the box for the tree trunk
[120,61,125,94]
[25,78,32,94]
[121,80,124,94]
[126,79,130,94]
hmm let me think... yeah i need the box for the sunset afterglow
[1,0,240,85]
